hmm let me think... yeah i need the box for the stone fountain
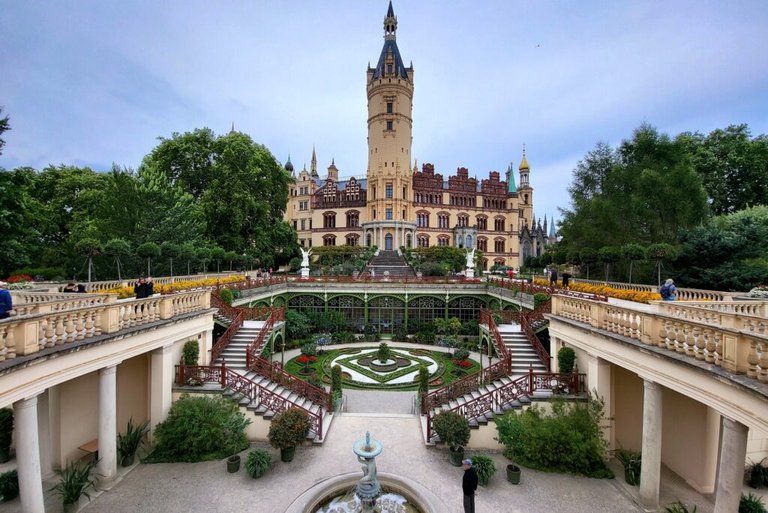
[353,432,383,512]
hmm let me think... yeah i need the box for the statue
[300,247,312,268]
[353,431,383,511]
[465,248,475,269]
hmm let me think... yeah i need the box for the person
[63,282,78,293]
[0,282,13,319]
[549,267,558,287]
[660,278,677,301]
[462,458,478,513]
[145,277,154,296]
[562,272,571,289]
[134,277,147,298]
[76,284,86,293]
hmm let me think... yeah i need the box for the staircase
[498,324,548,376]
[366,250,413,278]
[211,320,332,442]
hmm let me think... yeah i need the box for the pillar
[14,395,45,513]
[713,417,748,513]
[149,344,173,442]
[97,365,118,484]
[587,354,614,448]
[36,390,53,479]
[639,379,663,509]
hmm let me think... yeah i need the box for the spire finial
[384,1,397,40]
[229,122,235,134]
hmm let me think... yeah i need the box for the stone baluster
[693,327,705,360]
[713,332,723,367]
[704,329,716,363]
[758,344,768,384]
[746,341,759,379]
[65,314,76,343]
[75,312,86,340]
[54,316,65,346]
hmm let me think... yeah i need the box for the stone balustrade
[0,290,211,364]
[11,292,112,316]
[572,279,741,302]
[552,296,768,383]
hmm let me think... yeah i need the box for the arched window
[323,235,337,246]
[345,234,359,246]
[465,234,473,248]
[323,212,336,229]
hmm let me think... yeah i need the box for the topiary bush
[268,408,311,450]
[452,348,470,361]
[182,340,199,365]
[0,470,19,502]
[377,342,391,363]
[301,342,318,357]
[145,395,250,462]
[495,395,613,478]
[218,288,235,305]
[432,411,470,451]
[558,346,576,374]
[418,365,430,396]
[245,448,272,479]
[470,454,497,486]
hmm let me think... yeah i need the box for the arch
[368,296,405,335]
[288,294,325,314]
[327,295,366,330]
[407,295,446,328]
[447,297,486,322]
[385,233,393,250]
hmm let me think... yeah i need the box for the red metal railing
[175,362,324,439]
[425,366,586,441]
[487,276,608,302]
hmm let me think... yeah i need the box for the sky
[2,1,768,225]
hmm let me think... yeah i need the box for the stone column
[639,379,663,509]
[97,365,118,484]
[713,417,748,513]
[587,354,614,448]
[36,390,53,479]
[149,344,173,442]
[14,395,45,513]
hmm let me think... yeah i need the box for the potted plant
[432,411,470,466]
[117,417,149,467]
[268,408,311,463]
[506,463,521,484]
[740,492,766,513]
[227,454,241,473]
[0,470,19,502]
[745,458,768,489]
[557,346,576,374]
[49,459,97,513]
[470,454,497,486]
[616,448,642,486]
[245,448,272,478]
[0,408,13,463]
[663,501,698,513]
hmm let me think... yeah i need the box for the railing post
[178,360,185,385]
[572,363,580,394]
[528,364,534,394]
[221,359,227,388]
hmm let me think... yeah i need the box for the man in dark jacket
[0,282,12,319]
[462,458,478,513]
[134,277,147,298]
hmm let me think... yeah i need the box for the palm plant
[116,418,150,466]
[49,459,97,508]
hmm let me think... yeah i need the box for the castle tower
[362,1,416,250]
[518,146,534,230]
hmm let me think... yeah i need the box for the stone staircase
[212,321,331,442]
[498,324,548,376]
[365,250,414,278]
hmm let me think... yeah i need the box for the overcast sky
[2,1,767,225]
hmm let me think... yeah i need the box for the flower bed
[533,278,661,303]
[100,275,245,298]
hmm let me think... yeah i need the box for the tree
[105,238,131,281]
[210,246,226,273]
[74,237,103,283]
[597,246,621,282]
[579,248,597,280]
[180,243,196,276]
[621,243,646,285]
[647,243,678,286]
[137,242,161,276]
[224,251,239,271]
[161,242,181,278]
[0,107,10,156]
[195,247,211,273]
[0,167,39,276]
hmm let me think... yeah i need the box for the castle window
[387,102,393,114]
[477,216,487,230]
[346,211,359,227]
[457,214,469,227]
[494,218,505,231]
[477,238,487,252]
[494,239,505,253]
[323,212,336,229]
[386,121,393,131]
[386,183,393,198]
[299,201,308,211]
[417,212,430,228]
[437,236,449,247]
[323,235,336,246]
[293,221,297,230]
[438,214,449,228]
[301,219,306,231]
[417,235,429,248]
[345,234,359,246]
[386,208,393,220]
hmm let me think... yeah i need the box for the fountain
[353,432,383,511]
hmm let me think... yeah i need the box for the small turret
[327,158,339,181]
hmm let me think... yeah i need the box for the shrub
[432,411,470,451]
[301,342,318,357]
[740,492,766,513]
[533,292,550,309]
[452,348,470,361]
[495,395,612,478]
[460,320,479,336]
[470,454,497,486]
[116,418,149,465]
[9,267,64,281]
[746,458,768,489]
[331,365,343,395]
[558,346,576,374]
[362,324,380,342]
[146,395,250,462]
[49,459,96,506]
[0,470,19,502]
[286,310,312,340]
[332,331,355,344]
[182,340,199,365]
[664,502,698,513]
[0,408,13,463]
[245,449,272,478]
[394,324,409,341]
[615,448,642,486]
[218,288,235,305]
[418,365,430,396]
[414,329,436,345]
[268,408,311,450]
[377,342,391,363]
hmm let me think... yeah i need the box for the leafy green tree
[210,246,226,273]
[0,167,39,276]
[161,242,181,278]
[195,246,211,273]
[0,107,9,155]
[621,243,646,284]
[74,237,102,283]
[180,243,196,276]
[224,251,239,271]
[647,243,678,286]
[137,242,161,276]
[579,248,597,280]
[597,246,621,282]
[104,238,131,281]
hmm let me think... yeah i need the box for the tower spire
[310,145,318,177]
[384,1,397,40]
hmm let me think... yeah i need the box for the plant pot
[121,453,135,467]
[624,466,640,486]
[227,455,241,473]
[63,498,82,513]
[449,447,464,467]
[280,446,296,463]
[506,464,521,484]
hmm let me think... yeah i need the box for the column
[587,354,613,448]
[36,391,53,478]
[639,379,663,509]
[97,365,118,485]
[713,417,748,513]
[149,344,173,442]
[14,396,45,513]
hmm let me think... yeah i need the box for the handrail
[487,276,609,302]
[210,310,243,364]
[425,367,586,441]
[175,362,324,439]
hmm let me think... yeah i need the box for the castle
[283,2,554,269]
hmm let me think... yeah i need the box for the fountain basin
[285,472,447,513]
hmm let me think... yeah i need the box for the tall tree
[0,107,10,156]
